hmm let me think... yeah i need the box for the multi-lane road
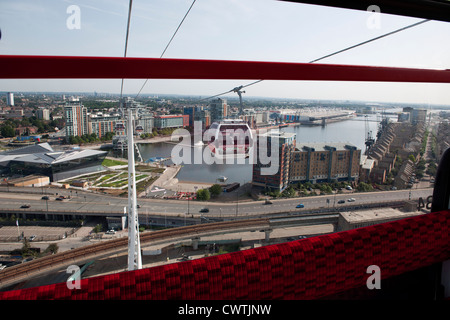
[0,186,434,218]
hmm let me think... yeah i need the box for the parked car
[29,235,36,241]
[264,199,273,205]
[296,204,305,208]
[345,185,353,190]
[105,230,116,235]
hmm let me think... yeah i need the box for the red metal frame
[2,55,450,83]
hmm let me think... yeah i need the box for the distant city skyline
[1,0,450,104]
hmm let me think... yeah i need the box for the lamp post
[333,188,337,208]
[236,191,239,217]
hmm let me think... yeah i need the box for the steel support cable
[201,18,430,101]
[120,0,134,99]
[135,0,197,99]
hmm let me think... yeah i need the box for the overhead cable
[201,18,430,101]
[120,0,134,100]
[135,0,197,99]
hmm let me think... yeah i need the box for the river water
[137,114,385,184]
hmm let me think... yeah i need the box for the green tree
[21,238,32,257]
[426,162,437,177]
[1,125,15,137]
[209,184,222,197]
[196,188,210,201]
[44,243,59,255]
[357,182,373,192]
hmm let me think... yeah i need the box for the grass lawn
[102,158,128,167]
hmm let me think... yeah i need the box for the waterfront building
[87,114,120,139]
[136,113,154,134]
[153,114,189,129]
[411,108,427,124]
[402,107,427,124]
[64,102,88,137]
[289,142,361,184]
[252,131,296,192]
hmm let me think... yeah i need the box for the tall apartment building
[252,131,296,192]
[36,108,50,121]
[209,98,228,123]
[290,142,361,183]
[64,102,88,137]
[184,106,211,129]
[6,92,14,106]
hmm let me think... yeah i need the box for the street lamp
[333,188,337,208]
[236,191,239,217]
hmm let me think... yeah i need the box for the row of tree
[0,117,64,138]
[67,132,115,145]
[196,184,223,201]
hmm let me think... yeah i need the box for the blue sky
[1,0,450,105]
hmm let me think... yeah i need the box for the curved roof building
[0,143,107,182]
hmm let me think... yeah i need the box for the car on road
[41,196,49,200]
[347,198,356,202]
[296,204,305,208]
[55,197,63,201]
[199,208,209,213]
[29,235,36,241]
[264,199,273,205]
[337,200,345,204]
[20,204,31,208]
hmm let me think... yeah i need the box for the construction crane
[365,115,375,153]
